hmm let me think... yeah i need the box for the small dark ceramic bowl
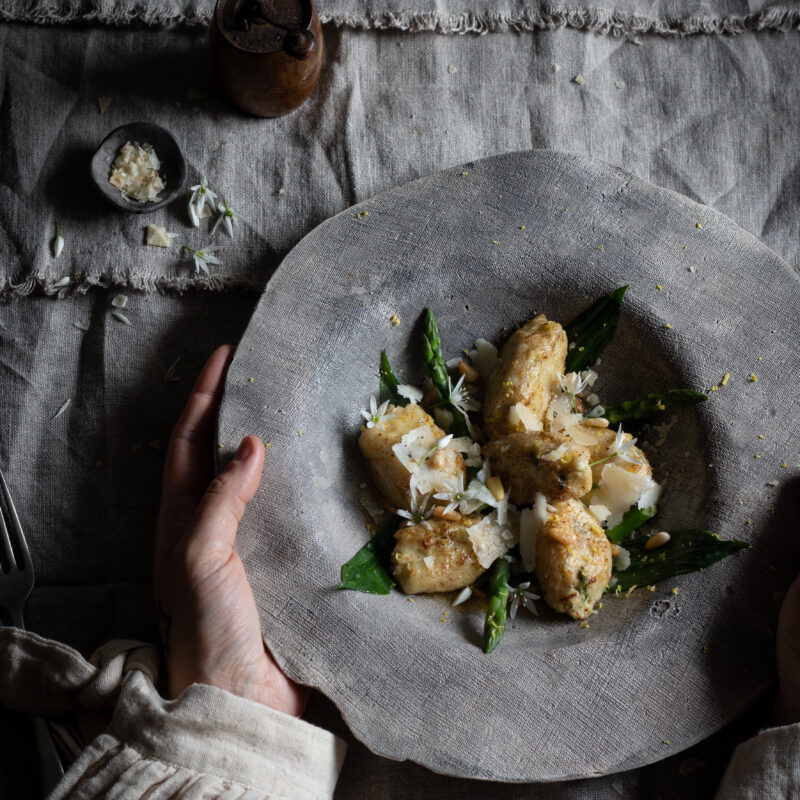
[91,122,186,213]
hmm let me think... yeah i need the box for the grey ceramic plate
[216,150,800,782]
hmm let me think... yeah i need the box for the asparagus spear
[421,308,450,398]
[378,350,407,406]
[483,557,511,654]
[564,285,628,373]
[338,527,396,595]
[607,529,748,593]
[601,390,707,426]
[606,505,657,544]
[421,308,470,437]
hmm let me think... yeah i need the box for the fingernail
[235,437,253,462]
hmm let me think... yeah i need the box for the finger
[156,345,235,567]
[183,435,265,571]
[162,345,235,506]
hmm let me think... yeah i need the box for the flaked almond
[486,475,505,502]
[458,360,480,383]
[645,531,671,550]
[432,505,461,522]
[582,417,610,428]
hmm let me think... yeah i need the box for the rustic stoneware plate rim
[216,149,799,782]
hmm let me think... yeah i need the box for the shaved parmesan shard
[467,510,518,569]
[111,294,128,308]
[612,546,631,571]
[109,142,165,204]
[449,437,475,453]
[397,384,423,404]
[541,443,568,462]
[459,478,496,517]
[392,426,434,474]
[449,437,482,466]
[146,224,176,248]
[97,96,112,114]
[393,426,455,497]
[588,504,611,524]
[508,401,543,432]
[520,493,549,571]
[470,338,500,380]
[423,555,435,570]
[591,462,661,529]
[545,393,597,446]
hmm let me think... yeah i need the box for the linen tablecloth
[0,2,798,796]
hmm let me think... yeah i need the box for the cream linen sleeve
[715,722,800,799]
[0,627,346,800]
[53,671,347,800]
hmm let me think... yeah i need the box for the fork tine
[0,466,31,573]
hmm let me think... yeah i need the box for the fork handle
[34,715,65,794]
[2,612,64,791]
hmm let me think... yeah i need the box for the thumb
[183,435,266,569]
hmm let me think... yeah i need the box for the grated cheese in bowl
[109,141,166,203]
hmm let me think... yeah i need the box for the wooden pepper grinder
[210,0,323,118]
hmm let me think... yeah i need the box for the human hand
[153,345,308,715]
[775,574,800,725]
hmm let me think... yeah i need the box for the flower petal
[523,597,539,615]
[452,586,472,606]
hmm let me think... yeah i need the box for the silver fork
[0,466,65,794]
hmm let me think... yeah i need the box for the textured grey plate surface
[217,150,800,782]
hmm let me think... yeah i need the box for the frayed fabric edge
[1,3,800,36]
[0,3,211,27]
[0,273,266,299]
[321,6,800,36]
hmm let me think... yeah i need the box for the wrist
[166,653,309,717]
